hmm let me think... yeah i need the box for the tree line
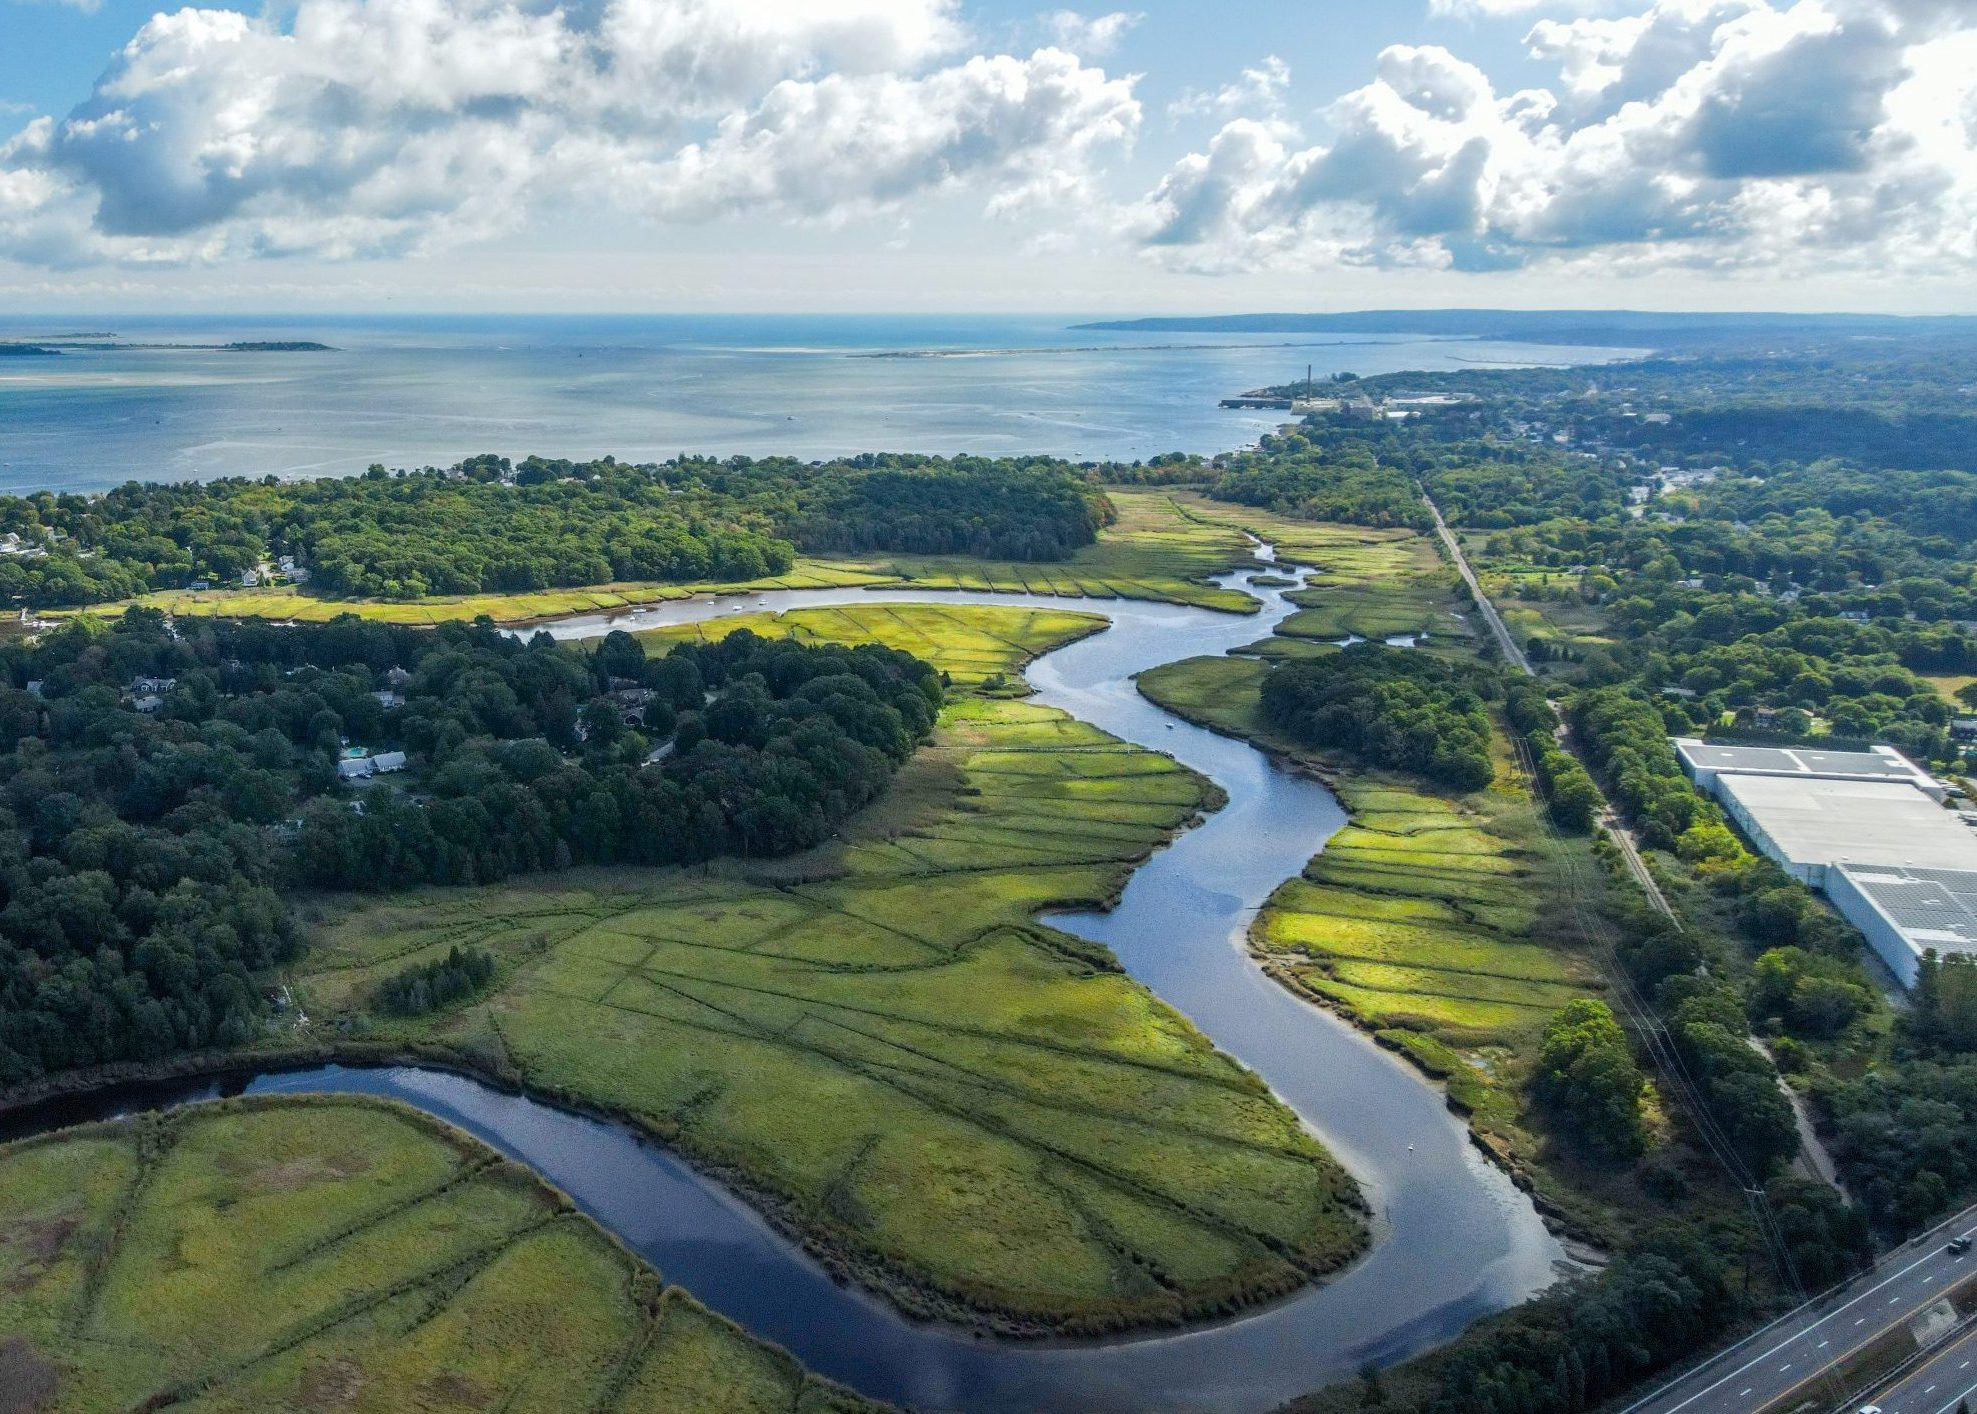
[0,452,1114,606]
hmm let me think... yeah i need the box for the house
[1839,610,1871,624]
[384,667,413,689]
[128,676,175,696]
[370,751,407,773]
[1954,718,1977,745]
[188,578,210,592]
[336,756,374,779]
[608,686,658,726]
[373,690,404,710]
[283,567,311,584]
[130,695,164,714]
[277,555,296,572]
[24,681,42,699]
[240,570,260,588]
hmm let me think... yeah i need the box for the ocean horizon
[0,314,1643,496]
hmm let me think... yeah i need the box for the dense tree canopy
[0,610,940,1085]
[0,452,1113,606]
[1260,645,1496,790]
[1533,999,1649,1163]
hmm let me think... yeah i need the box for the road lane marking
[1930,1373,1977,1414]
[1647,1220,1977,1414]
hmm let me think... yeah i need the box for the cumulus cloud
[1167,55,1291,121]
[1043,9,1142,55]
[0,0,1139,265]
[1138,0,1977,277]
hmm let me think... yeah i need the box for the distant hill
[0,344,61,357]
[1074,309,1977,350]
[222,341,333,352]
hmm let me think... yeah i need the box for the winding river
[0,553,1568,1413]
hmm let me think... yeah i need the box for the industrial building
[1711,773,1977,887]
[1675,740,1946,800]
[1674,737,1977,985]
[1828,864,1977,987]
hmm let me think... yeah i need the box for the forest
[0,609,939,1084]
[1209,433,1428,529]
[0,452,1112,606]
[1258,644,1497,789]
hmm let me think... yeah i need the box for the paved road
[1422,490,1530,673]
[1624,1206,1977,1414]
[1856,1319,1977,1414]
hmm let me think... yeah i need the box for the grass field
[290,697,1366,1335]
[1926,672,1977,705]
[636,602,1106,688]
[1135,653,1603,1177]
[1463,538,1622,668]
[0,1096,870,1413]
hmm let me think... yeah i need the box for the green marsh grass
[636,602,1105,687]
[0,1097,870,1412]
[293,698,1366,1335]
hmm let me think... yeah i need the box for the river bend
[2,555,1567,1413]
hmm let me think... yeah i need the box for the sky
[0,0,1973,314]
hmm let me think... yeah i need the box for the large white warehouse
[1674,738,1977,985]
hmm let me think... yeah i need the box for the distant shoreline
[853,337,1466,360]
[0,338,333,354]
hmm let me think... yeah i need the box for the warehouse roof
[1674,739,1928,783]
[1833,864,1977,962]
[1716,772,1977,872]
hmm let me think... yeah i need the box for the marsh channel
[3,544,1571,1413]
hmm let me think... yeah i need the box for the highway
[1624,1205,1977,1414]
[1854,1318,1977,1414]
